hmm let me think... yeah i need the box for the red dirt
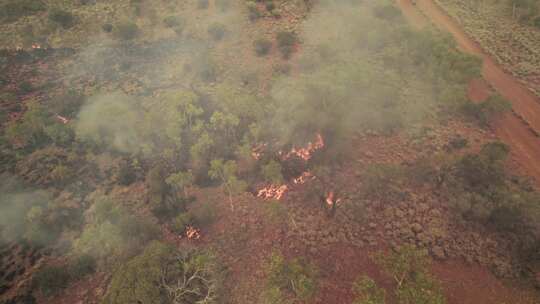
[397,0,540,185]
[433,261,538,304]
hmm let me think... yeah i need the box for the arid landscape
[0,1,539,304]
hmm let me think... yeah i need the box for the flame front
[257,184,288,200]
[281,133,324,161]
[256,133,325,201]
[293,171,315,184]
[185,226,201,240]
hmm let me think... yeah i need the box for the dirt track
[397,0,540,185]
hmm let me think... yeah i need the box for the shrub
[254,38,272,56]
[462,94,511,126]
[376,245,446,304]
[264,251,317,302]
[172,212,193,234]
[352,276,386,304]
[276,31,298,59]
[114,22,139,40]
[247,2,261,21]
[102,242,221,304]
[102,23,113,32]
[48,8,75,29]
[19,81,34,93]
[273,63,291,75]
[447,136,468,150]
[373,4,402,21]
[264,200,287,223]
[216,0,230,11]
[208,23,226,41]
[117,162,136,186]
[262,160,283,183]
[191,201,216,227]
[163,16,182,28]
[265,1,275,11]
[68,254,96,280]
[197,0,209,9]
[534,16,540,29]
[33,265,71,296]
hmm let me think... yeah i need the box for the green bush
[247,2,261,21]
[373,4,402,21]
[375,245,446,304]
[197,0,209,9]
[172,212,193,234]
[462,94,511,126]
[254,38,272,56]
[33,265,71,296]
[114,22,139,40]
[276,31,298,59]
[208,23,226,41]
[102,241,221,304]
[265,1,275,11]
[48,8,75,29]
[102,23,113,32]
[117,162,136,186]
[534,16,540,29]
[352,276,386,304]
[216,0,230,11]
[163,16,182,28]
[68,254,96,280]
[264,251,317,302]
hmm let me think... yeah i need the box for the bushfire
[185,226,201,240]
[279,133,324,161]
[56,114,70,124]
[256,134,325,201]
[257,184,288,200]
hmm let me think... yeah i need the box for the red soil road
[397,0,540,185]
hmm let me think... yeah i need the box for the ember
[185,226,201,240]
[251,143,267,160]
[293,171,315,184]
[56,114,70,124]
[257,184,288,200]
[256,134,324,201]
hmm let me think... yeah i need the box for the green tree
[375,245,446,304]
[262,160,284,184]
[5,101,51,149]
[263,251,318,302]
[102,241,220,304]
[208,159,247,210]
[166,171,194,198]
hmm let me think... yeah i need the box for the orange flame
[325,191,341,206]
[251,143,267,160]
[293,171,315,184]
[185,226,201,240]
[257,184,288,200]
[56,114,69,124]
[256,134,324,201]
[280,133,324,161]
